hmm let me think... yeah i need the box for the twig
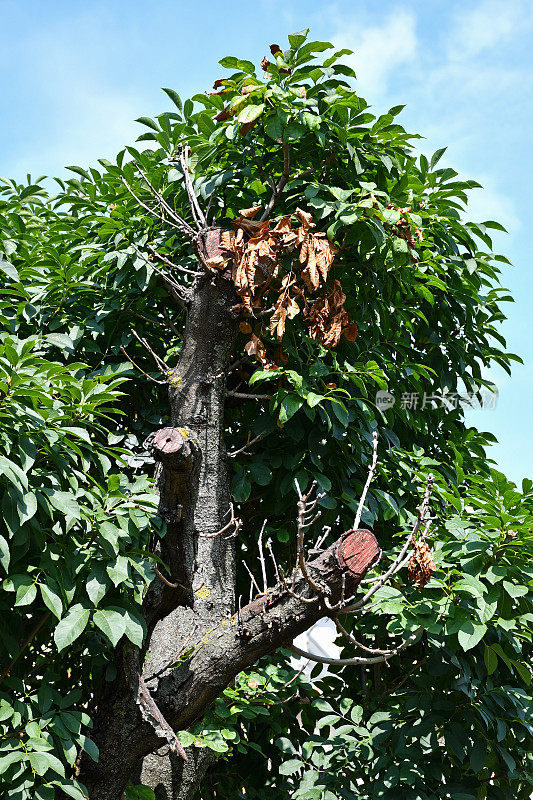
[179,145,207,229]
[146,242,203,277]
[288,627,422,666]
[0,611,51,687]
[267,539,280,584]
[120,176,170,228]
[120,347,167,385]
[228,431,266,458]
[133,162,195,237]
[294,480,326,596]
[137,675,187,760]
[375,657,428,707]
[342,474,435,614]
[130,330,170,375]
[259,142,291,222]
[258,520,268,594]
[334,617,406,656]
[129,241,192,303]
[243,559,262,600]
[353,431,379,530]
[153,566,187,590]
[198,503,242,539]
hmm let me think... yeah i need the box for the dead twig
[353,431,378,530]
[227,430,266,458]
[120,347,168,385]
[259,142,291,222]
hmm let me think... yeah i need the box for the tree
[0,29,531,800]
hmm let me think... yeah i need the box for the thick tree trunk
[77,244,380,800]
[79,527,379,799]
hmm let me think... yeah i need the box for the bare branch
[146,242,203,277]
[120,347,167,385]
[226,391,272,400]
[228,430,266,458]
[133,162,195,237]
[243,559,262,599]
[288,627,423,666]
[179,145,207,229]
[334,617,408,656]
[130,329,170,375]
[294,480,327,596]
[259,142,291,222]
[137,676,187,761]
[198,503,242,539]
[353,431,379,530]
[257,520,268,594]
[152,566,187,591]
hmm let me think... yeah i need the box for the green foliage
[204,472,532,800]
[0,27,530,800]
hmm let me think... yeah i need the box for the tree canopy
[0,29,531,800]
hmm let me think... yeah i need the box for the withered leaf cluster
[206,206,358,364]
[407,540,436,588]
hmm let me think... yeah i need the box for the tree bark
[79,526,379,799]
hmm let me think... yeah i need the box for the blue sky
[0,0,531,482]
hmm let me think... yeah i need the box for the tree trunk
[77,244,380,800]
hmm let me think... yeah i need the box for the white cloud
[463,176,521,233]
[448,0,533,61]
[332,11,418,99]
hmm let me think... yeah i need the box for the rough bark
[79,528,379,800]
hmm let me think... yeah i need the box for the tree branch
[259,142,291,222]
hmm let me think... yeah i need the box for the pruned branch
[137,676,187,761]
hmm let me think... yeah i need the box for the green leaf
[237,103,265,125]
[106,555,130,587]
[0,258,19,281]
[86,563,110,605]
[484,645,498,675]
[0,534,10,571]
[48,490,81,520]
[279,758,303,775]
[29,750,52,776]
[93,607,127,647]
[123,608,146,648]
[430,147,447,170]
[40,582,63,619]
[219,56,256,74]
[54,604,90,651]
[232,469,251,503]
[288,29,309,50]
[135,117,160,132]
[264,114,284,141]
[502,580,528,598]
[458,621,487,651]
[279,394,303,424]
[162,88,183,112]
[249,461,273,486]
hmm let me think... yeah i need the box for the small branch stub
[151,427,194,470]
